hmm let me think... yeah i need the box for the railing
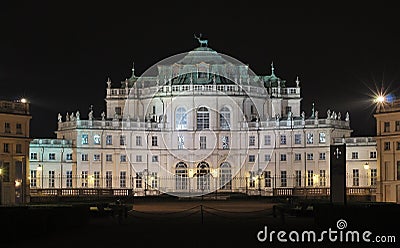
[29,173,377,198]
[106,84,300,99]
[0,100,29,114]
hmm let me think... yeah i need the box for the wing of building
[0,99,31,204]
[28,45,377,200]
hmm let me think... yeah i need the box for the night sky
[1,2,400,138]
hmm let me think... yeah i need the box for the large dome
[124,46,281,89]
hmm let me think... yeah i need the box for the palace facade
[29,46,377,198]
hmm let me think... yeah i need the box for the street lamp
[37,165,43,188]
[257,169,263,196]
[143,169,148,196]
[364,162,370,186]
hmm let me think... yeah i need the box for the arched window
[197,107,209,130]
[175,107,187,130]
[196,161,210,190]
[220,162,232,190]
[219,106,231,130]
[175,162,188,190]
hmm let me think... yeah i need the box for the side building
[0,99,31,204]
[374,99,400,203]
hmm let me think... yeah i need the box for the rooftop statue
[194,33,208,47]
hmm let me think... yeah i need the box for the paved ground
[6,197,399,248]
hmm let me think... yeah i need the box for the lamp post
[40,146,44,188]
[0,168,3,205]
[60,143,64,189]
[37,165,43,189]
[143,169,148,196]
[364,162,370,187]
[258,169,262,196]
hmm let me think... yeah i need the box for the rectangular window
[120,171,126,188]
[49,153,56,160]
[106,154,112,162]
[136,173,143,188]
[370,168,377,186]
[319,170,326,186]
[4,122,10,133]
[151,172,158,188]
[249,136,256,146]
[30,170,37,187]
[106,135,113,145]
[81,154,88,161]
[3,143,9,153]
[2,162,10,182]
[82,134,88,145]
[295,170,301,187]
[264,154,271,161]
[136,155,142,162]
[370,151,377,158]
[249,155,256,162]
[66,171,72,188]
[280,154,287,161]
[93,154,101,161]
[94,171,100,188]
[384,142,390,151]
[152,155,158,162]
[294,134,302,144]
[280,171,287,187]
[396,121,400,131]
[353,169,359,186]
[115,107,122,115]
[48,171,55,188]
[319,132,326,143]
[384,122,390,132]
[397,142,400,150]
[81,171,88,187]
[120,154,127,162]
[307,153,313,160]
[66,153,72,160]
[285,106,292,116]
[295,153,301,161]
[249,171,256,188]
[264,171,271,187]
[200,136,206,149]
[93,134,101,145]
[197,110,209,130]
[178,135,184,150]
[120,135,126,146]
[352,152,359,159]
[264,135,271,145]
[280,135,286,145]
[307,170,314,186]
[307,133,313,144]
[397,161,400,181]
[16,123,22,134]
[106,171,112,188]
[136,136,142,146]
[222,136,229,150]
[30,152,38,160]
[151,136,158,146]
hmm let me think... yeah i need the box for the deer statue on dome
[194,33,208,47]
